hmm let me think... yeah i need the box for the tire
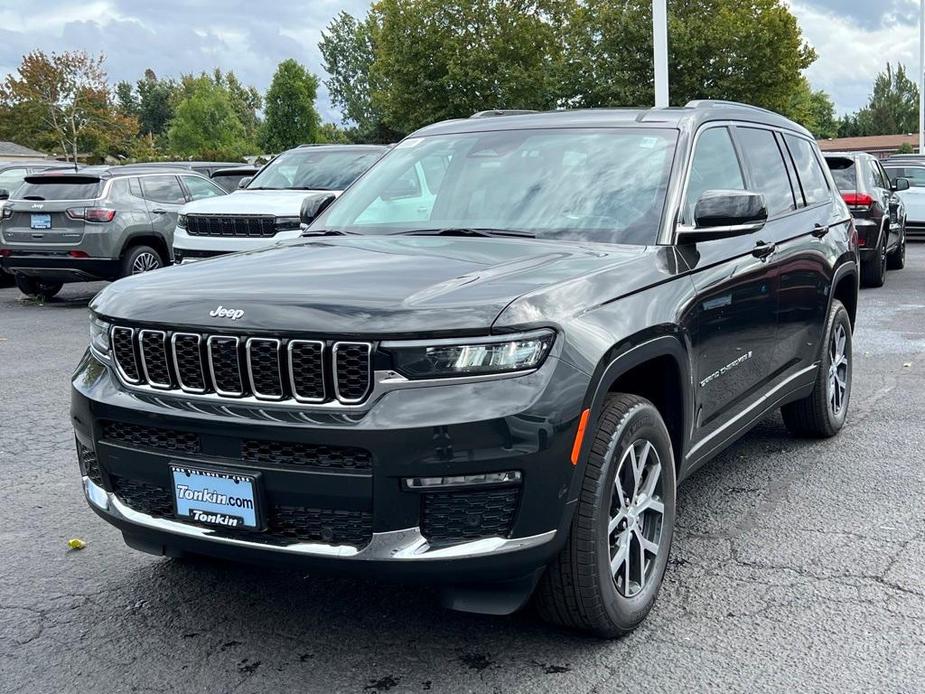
[781,299,852,438]
[861,239,886,287]
[535,393,677,637]
[0,269,14,288]
[122,245,163,277]
[15,275,63,300]
[887,232,905,270]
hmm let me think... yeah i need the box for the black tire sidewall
[15,275,62,299]
[821,303,852,432]
[594,401,677,630]
[123,245,163,277]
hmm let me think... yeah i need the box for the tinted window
[182,175,225,201]
[784,135,829,205]
[15,178,102,200]
[737,128,795,216]
[825,158,856,192]
[683,127,745,223]
[0,168,28,192]
[248,149,383,191]
[320,128,678,244]
[885,166,925,187]
[141,175,185,204]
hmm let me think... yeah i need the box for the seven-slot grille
[113,326,373,405]
[185,214,278,238]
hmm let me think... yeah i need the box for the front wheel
[781,299,852,438]
[535,393,676,637]
[887,232,905,270]
[15,275,63,300]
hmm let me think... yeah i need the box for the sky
[0,0,921,123]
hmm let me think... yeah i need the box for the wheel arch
[119,234,170,265]
[830,260,859,328]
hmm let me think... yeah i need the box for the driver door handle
[811,223,830,238]
[752,241,776,259]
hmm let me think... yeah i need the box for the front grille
[185,214,278,238]
[101,421,201,454]
[242,439,372,470]
[76,441,104,487]
[111,477,372,548]
[421,488,521,546]
[111,326,372,405]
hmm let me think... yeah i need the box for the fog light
[404,471,522,490]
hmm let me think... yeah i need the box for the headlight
[177,214,187,229]
[275,216,301,231]
[89,314,111,356]
[383,330,555,379]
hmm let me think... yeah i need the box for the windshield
[247,149,382,191]
[314,128,677,244]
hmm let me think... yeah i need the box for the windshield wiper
[300,229,349,237]
[402,227,536,239]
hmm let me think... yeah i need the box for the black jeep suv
[72,101,858,637]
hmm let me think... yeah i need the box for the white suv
[172,145,387,262]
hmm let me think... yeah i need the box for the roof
[291,144,389,152]
[817,134,919,152]
[23,165,210,182]
[130,161,244,169]
[0,141,48,158]
[411,100,813,139]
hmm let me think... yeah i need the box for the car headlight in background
[383,329,555,379]
[89,314,111,357]
[177,214,187,229]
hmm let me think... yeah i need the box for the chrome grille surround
[170,333,207,394]
[287,340,326,403]
[246,337,284,401]
[332,341,373,404]
[138,329,171,389]
[206,335,244,397]
[110,327,141,384]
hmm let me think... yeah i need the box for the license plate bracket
[170,464,263,531]
[30,214,52,230]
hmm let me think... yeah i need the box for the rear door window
[682,126,746,224]
[784,135,830,205]
[141,175,186,204]
[736,127,796,216]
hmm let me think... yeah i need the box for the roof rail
[469,109,537,119]
[685,99,779,116]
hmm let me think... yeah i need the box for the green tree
[262,59,322,151]
[368,0,568,134]
[167,75,248,160]
[785,77,837,138]
[896,142,915,154]
[136,69,176,138]
[854,63,919,136]
[563,0,815,114]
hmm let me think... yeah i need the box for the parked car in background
[74,101,858,636]
[883,161,925,239]
[172,144,387,263]
[0,160,83,200]
[824,152,907,284]
[209,166,260,193]
[134,161,244,177]
[0,166,226,299]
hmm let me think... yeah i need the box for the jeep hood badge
[209,305,245,320]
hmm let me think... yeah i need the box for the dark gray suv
[0,166,226,299]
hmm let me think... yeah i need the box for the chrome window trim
[245,337,285,401]
[137,329,172,389]
[110,326,142,385]
[332,341,373,404]
[170,332,207,394]
[287,339,326,403]
[206,335,244,397]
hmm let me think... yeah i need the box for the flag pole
[919,0,924,153]
[653,0,669,108]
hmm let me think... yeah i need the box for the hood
[180,189,339,215]
[91,236,651,337]
[897,188,925,220]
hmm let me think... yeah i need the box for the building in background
[0,141,49,161]
[817,134,920,159]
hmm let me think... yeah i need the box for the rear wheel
[122,245,163,277]
[887,231,906,270]
[861,239,887,287]
[0,269,14,288]
[781,299,852,438]
[535,393,676,637]
[15,275,62,300]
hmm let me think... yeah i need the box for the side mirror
[893,177,910,192]
[237,176,252,189]
[678,190,768,242]
[300,193,337,226]
[0,189,9,201]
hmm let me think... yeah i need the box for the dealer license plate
[30,214,52,229]
[170,465,260,530]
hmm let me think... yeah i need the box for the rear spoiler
[22,174,102,185]
[210,167,259,177]
[824,156,854,170]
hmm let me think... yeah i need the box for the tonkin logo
[209,305,245,321]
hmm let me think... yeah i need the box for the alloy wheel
[828,323,848,416]
[608,439,665,598]
[132,252,161,274]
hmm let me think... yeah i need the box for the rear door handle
[151,208,167,214]
[752,241,776,259]
[811,223,829,238]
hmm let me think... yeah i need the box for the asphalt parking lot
[1,247,924,694]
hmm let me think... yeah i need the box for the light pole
[919,0,924,153]
[653,0,669,107]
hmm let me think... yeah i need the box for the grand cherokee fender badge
[209,305,245,320]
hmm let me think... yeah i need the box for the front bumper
[72,349,588,582]
[1,254,121,282]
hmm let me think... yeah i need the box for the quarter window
[683,127,745,224]
[737,127,796,216]
[784,135,829,205]
[141,175,186,204]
